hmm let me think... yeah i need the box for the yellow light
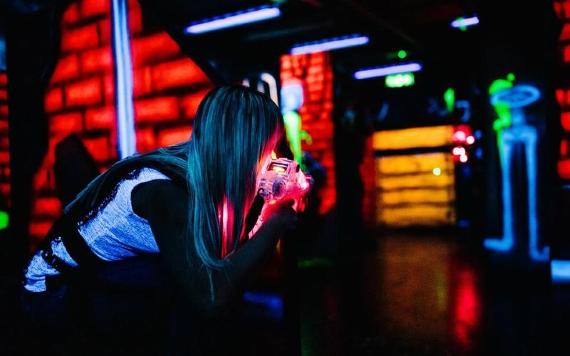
[378,188,453,206]
[373,125,454,151]
[271,151,277,159]
[376,153,452,175]
[377,173,454,190]
[377,205,456,227]
[433,167,442,176]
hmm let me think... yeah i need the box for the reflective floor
[1,232,569,355]
[296,233,564,355]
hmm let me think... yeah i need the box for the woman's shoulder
[131,179,189,220]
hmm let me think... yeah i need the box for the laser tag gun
[258,157,313,211]
[248,158,313,238]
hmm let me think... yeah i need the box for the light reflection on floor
[298,233,553,355]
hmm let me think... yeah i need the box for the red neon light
[151,58,210,91]
[0,90,6,101]
[0,105,7,118]
[562,112,570,131]
[98,19,112,45]
[562,140,569,157]
[81,47,113,74]
[157,126,192,147]
[85,106,116,129]
[83,136,113,162]
[136,128,156,153]
[180,89,210,118]
[62,3,80,25]
[129,4,142,34]
[61,24,99,52]
[65,77,103,107]
[453,269,480,348]
[50,112,83,135]
[131,33,180,66]
[80,0,110,18]
[133,67,152,97]
[0,152,9,164]
[29,221,52,239]
[135,97,179,122]
[44,88,63,112]
[51,55,80,83]
[559,158,570,180]
[32,198,62,218]
[0,73,6,86]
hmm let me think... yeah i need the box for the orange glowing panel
[44,88,63,113]
[61,24,99,52]
[51,55,80,83]
[562,112,570,131]
[131,33,180,66]
[180,89,210,118]
[373,125,455,151]
[376,152,451,175]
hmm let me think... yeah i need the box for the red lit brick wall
[280,53,335,215]
[0,72,9,208]
[555,1,570,179]
[30,0,213,240]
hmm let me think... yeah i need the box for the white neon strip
[291,35,369,55]
[354,63,422,80]
[552,260,570,283]
[260,73,278,105]
[185,7,281,34]
[451,16,479,28]
[112,0,136,158]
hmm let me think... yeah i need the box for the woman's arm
[131,180,296,318]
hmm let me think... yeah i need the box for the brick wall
[30,0,213,240]
[280,52,335,215]
[0,72,9,208]
[554,1,570,179]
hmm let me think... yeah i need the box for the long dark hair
[65,85,283,269]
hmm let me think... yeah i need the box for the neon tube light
[354,63,422,80]
[451,16,479,29]
[185,6,281,34]
[112,0,137,158]
[552,260,570,283]
[290,35,369,55]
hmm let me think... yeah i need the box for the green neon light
[283,111,313,167]
[385,73,415,88]
[397,50,408,59]
[0,211,9,230]
[489,74,516,165]
[444,87,455,113]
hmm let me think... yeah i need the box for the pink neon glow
[466,136,475,145]
[219,197,235,258]
[454,131,467,142]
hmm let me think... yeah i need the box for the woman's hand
[261,199,298,231]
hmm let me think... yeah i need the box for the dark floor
[1,232,570,355]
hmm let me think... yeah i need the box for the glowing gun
[249,158,313,238]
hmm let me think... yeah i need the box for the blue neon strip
[354,63,422,80]
[290,34,369,55]
[451,16,479,28]
[185,6,281,34]
[552,260,570,283]
[112,0,137,158]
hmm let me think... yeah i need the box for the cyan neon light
[0,211,8,230]
[112,0,136,158]
[185,6,281,34]
[451,16,480,30]
[290,34,369,55]
[354,63,422,80]
[552,260,570,283]
[385,73,415,88]
[484,82,549,262]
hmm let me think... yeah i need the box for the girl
[21,85,297,321]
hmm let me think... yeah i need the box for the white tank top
[23,167,170,292]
